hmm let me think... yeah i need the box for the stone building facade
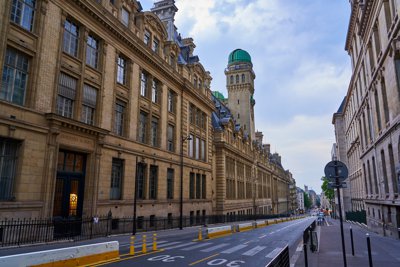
[0,0,214,222]
[334,0,400,238]
[211,49,292,216]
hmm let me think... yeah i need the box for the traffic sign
[324,160,348,181]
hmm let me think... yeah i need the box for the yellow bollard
[198,227,202,241]
[142,235,147,254]
[130,235,135,255]
[153,233,157,251]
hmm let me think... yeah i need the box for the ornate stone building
[211,49,292,216]
[334,0,400,238]
[0,0,214,223]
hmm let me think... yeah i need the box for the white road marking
[181,242,213,251]
[157,241,181,248]
[265,247,283,258]
[221,244,248,254]
[242,246,267,256]
[164,243,194,250]
[259,234,267,239]
[200,243,230,252]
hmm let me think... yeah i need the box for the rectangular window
[86,35,99,69]
[189,104,194,124]
[114,100,126,136]
[144,30,150,45]
[149,165,158,199]
[121,7,129,26]
[138,111,148,143]
[195,137,200,160]
[201,139,205,161]
[168,90,175,113]
[196,173,201,199]
[10,0,36,31]
[110,158,123,200]
[381,150,389,194]
[201,175,206,199]
[151,79,159,103]
[57,73,77,118]
[152,38,159,53]
[117,56,126,85]
[137,163,146,199]
[189,172,195,199]
[151,116,159,147]
[167,124,175,152]
[63,19,79,57]
[140,71,147,97]
[1,48,29,106]
[0,138,19,200]
[167,168,174,199]
[81,84,97,125]
[188,134,194,158]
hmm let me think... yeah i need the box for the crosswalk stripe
[164,243,193,250]
[120,241,168,248]
[181,242,213,251]
[158,241,181,248]
[201,243,230,252]
[266,247,283,258]
[242,246,266,256]
[221,244,248,254]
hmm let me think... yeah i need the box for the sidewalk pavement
[294,217,400,267]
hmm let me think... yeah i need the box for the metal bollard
[366,233,373,267]
[130,235,135,255]
[350,227,354,256]
[153,233,157,251]
[198,227,203,241]
[142,235,147,254]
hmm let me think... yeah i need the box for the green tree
[304,192,311,209]
[321,176,334,201]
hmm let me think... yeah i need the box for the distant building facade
[297,187,305,212]
[334,0,400,239]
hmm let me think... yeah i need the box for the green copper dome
[212,91,225,101]
[228,49,252,64]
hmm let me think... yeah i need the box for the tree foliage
[304,192,312,209]
[321,176,334,200]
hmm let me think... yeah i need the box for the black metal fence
[265,245,290,267]
[0,213,289,247]
[345,210,366,224]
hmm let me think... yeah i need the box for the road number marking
[207,259,245,266]
[147,255,185,262]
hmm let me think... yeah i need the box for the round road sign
[324,160,348,181]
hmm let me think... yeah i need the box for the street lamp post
[180,135,192,230]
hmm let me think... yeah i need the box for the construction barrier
[206,225,233,239]
[236,222,255,232]
[0,241,119,267]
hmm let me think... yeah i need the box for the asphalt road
[95,217,315,267]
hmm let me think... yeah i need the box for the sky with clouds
[140,0,352,193]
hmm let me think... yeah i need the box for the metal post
[367,233,373,267]
[132,157,138,235]
[335,161,347,267]
[303,243,308,267]
[350,226,354,256]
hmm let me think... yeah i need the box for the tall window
[10,0,36,31]
[121,7,129,26]
[374,89,382,131]
[381,78,390,124]
[114,100,126,136]
[57,73,76,118]
[196,173,201,199]
[167,168,174,199]
[1,48,29,106]
[230,75,233,84]
[188,134,194,157]
[201,139,205,161]
[137,163,146,199]
[236,75,239,83]
[167,124,175,152]
[388,145,398,194]
[167,90,175,113]
[117,55,126,85]
[372,157,379,195]
[63,19,79,57]
[138,111,148,143]
[86,35,99,69]
[149,165,158,199]
[110,158,123,200]
[189,172,195,199]
[0,138,19,200]
[381,150,389,194]
[151,116,159,147]
[201,175,206,199]
[241,74,245,83]
[144,30,150,45]
[81,84,97,125]
[140,71,147,97]
[152,38,159,53]
[151,79,159,103]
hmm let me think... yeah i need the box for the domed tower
[225,49,256,140]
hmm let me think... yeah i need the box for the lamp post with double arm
[180,135,192,230]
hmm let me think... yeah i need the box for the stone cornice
[358,0,374,37]
[345,1,358,52]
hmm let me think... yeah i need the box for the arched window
[230,75,233,84]
[242,74,245,83]
[236,75,239,84]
